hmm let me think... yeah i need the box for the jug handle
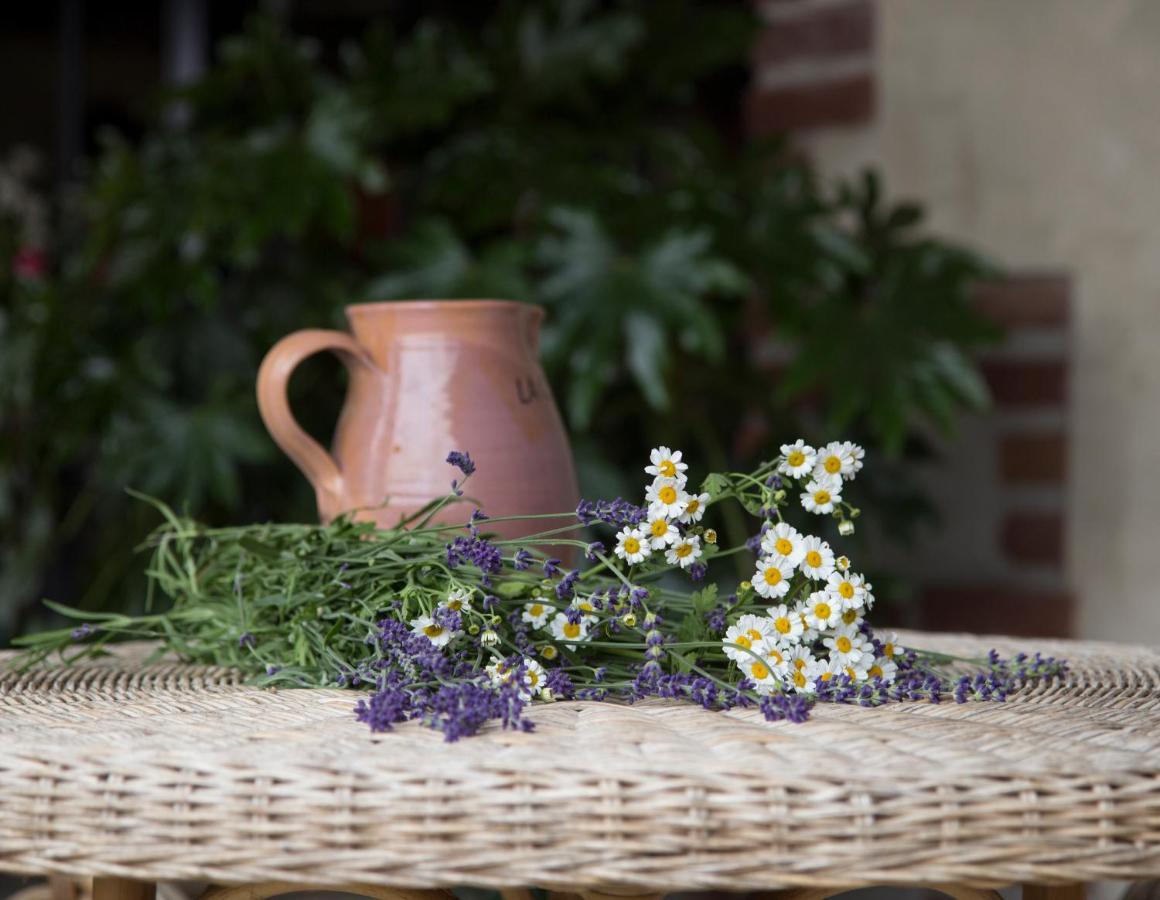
[256,329,375,520]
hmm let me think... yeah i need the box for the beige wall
[803,0,1160,642]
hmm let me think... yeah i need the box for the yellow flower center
[819,671,833,681]
[763,567,782,586]
[775,537,793,556]
[658,485,678,505]
[658,459,677,477]
[836,556,850,571]
[787,450,806,467]
[563,622,581,639]
[423,624,444,638]
[883,643,895,657]
[806,550,823,568]
[623,537,641,555]
[528,670,540,686]
[542,646,558,660]
[813,601,832,621]
[824,455,842,474]
[686,498,700,515]
[869,665,884,679]
[842,609,859,625]
[845,666,858,680]
[651,519,669,537]
[813,489,831,505]
[838,581,855,599]
[750,662,771,680]
[774,616,792,634]
[530,604,544,617]
[734,634,752,649]
[793,670,807,688]
[447,599,463,610]
[675,542,693,558]
[768,647,784,665]
[793,658,807,670]
[746,628,763,642]
[577,601,594,612]
[836,636,852,653]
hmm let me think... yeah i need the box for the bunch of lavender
[12,445,1067,741]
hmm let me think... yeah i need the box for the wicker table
[1,631,1158,900]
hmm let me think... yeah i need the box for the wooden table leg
[1023,886,1085,900]
[92,880,155,900]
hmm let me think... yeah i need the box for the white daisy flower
[521,601,551,629]
[613,526,651,564]
[665,534,702,568]
[644,506,680,549]
[814,441,860,481]
[862,579,876,609]
[767,603,804,644]
[550,612,595,649]
[801,474,842,515]
[442,587,473,613]
[788,655,822,694]
[835,555,851,572]
[572,594,598,614]
[778,439,817,479]
[723,614,775,662]
[842,441,865,478]
[522,658,548,698]
[796,607,819,644]
[826,569,868,610]
[756,638,789,673]
[840,606,865,629]
[823,624,869,666]
[645,446,688,483]
[752,555,793,599]
[799,536,836,580]
[678,491,710,524]
[803,591,841,631]
[740,647,788,695]
[867,656,898,684]
[840,659,871,683]
[785,645,815,673]
[878,631,904,660]
[645,477,688,518]
[760,522,806,566]
[409,614,456,647]
[486,658,547,700]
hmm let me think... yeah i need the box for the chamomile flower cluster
[614,446,710,572]
[723,439,899,695]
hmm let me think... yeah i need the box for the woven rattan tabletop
[1,630,1158,893]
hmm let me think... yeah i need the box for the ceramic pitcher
[256,300,580,542]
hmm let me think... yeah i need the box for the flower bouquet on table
[14,441,1067,741]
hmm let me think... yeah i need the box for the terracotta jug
[256,300,580,543]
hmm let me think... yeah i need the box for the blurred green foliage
[0,2,998,642]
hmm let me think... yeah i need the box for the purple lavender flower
[238,632,256,649]
[446,535,503,576]
[446,450,476,476]
[70,623,96,641]
[555,569,580,600]
[512,548,533,570]
[576,497,647,527]
[584,541,605,561]
[543,558,562,578]
[688,561,707,582]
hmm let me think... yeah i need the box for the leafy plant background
[0,2,998,645]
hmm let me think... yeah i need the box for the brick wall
[748,3,1075,638]
[918,276,1073,637]
[748,0,876,134]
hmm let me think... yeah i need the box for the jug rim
[347,298,542,316]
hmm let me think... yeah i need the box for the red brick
[754,1,873,66]
[1001,512,1065,566]
[972,275,1071,329]
[918,586,1074,637]
[982,360,1067,406]
[999,433,1068,484]
[746,73,874,133]
[751,0,872,66]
